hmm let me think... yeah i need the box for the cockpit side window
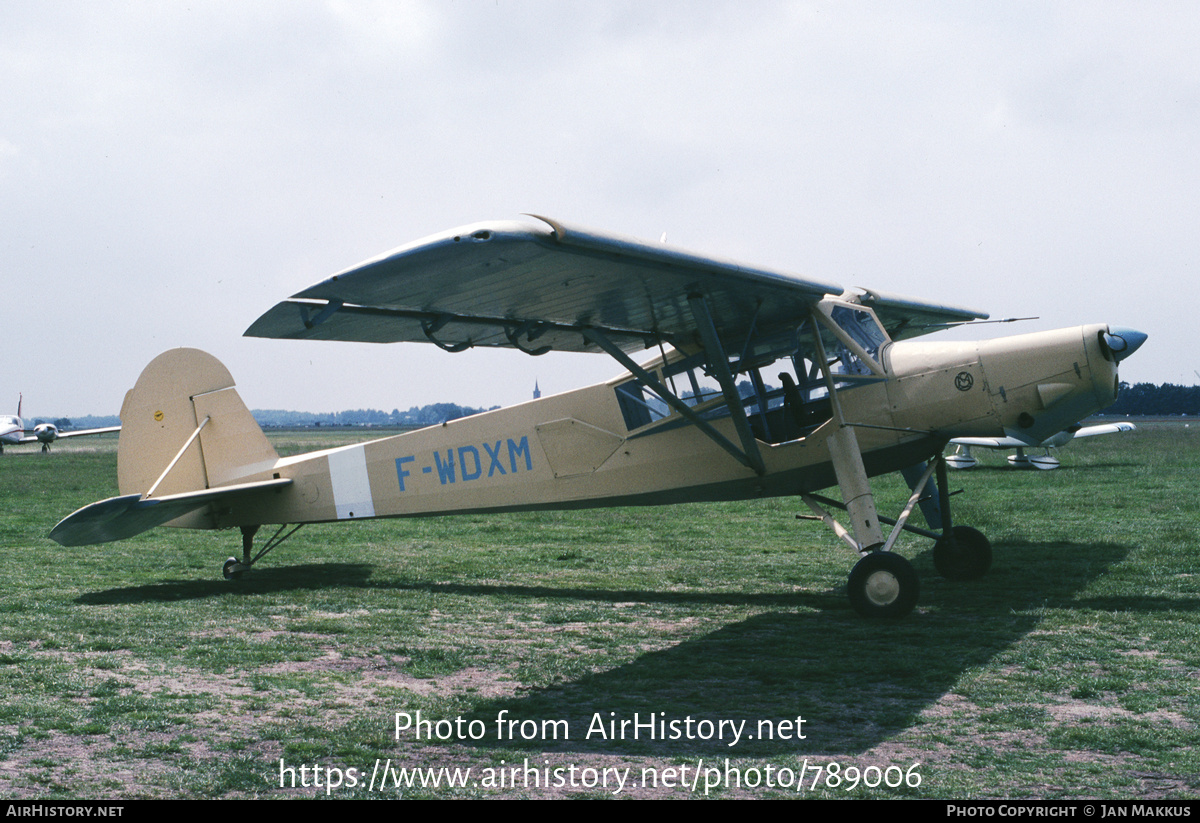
[662,354,723,408]
[615,380,669,429]
[612,333,833,442]
[610,306,889,441]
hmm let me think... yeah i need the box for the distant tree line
[32,404,499,431]
[252,402,499,428]
[1104,383,1200,417]
[39,382,1199,429]
[29,415,121,429]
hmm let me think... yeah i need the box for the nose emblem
[954,371,974,391]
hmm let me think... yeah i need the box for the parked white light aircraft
[0,396,120,453]
[50,216,1147,617]
[946,421,1137,470]
[0,405,22,453]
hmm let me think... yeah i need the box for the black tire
[848,552,919,618]
[223,557,244,581]
[933,526,992,581]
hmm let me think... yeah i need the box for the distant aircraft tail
[117,348,280,522]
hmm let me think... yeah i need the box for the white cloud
[3,0,1196,414]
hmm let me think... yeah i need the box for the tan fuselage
[166,323,1118,531]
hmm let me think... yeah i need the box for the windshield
[830,305,887,363]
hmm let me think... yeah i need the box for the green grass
[0,423,1197,798]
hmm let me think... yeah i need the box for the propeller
[1102,327,1148,362]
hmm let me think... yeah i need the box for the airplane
[946,421,1136,470]
[0,404,22,453]
[49,216,1147,618]
[0,396,120,453]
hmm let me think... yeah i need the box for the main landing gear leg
[802,490,924,618]
[222,523,306,580]
[803,451,992,618]
[930,455,992,581]
[804,425,922,619]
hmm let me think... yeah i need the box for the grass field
[0,422,1196,798]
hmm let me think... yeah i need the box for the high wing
[53,425,121,439]
[20,425,121,444]
[850,289,994,342]
[1072,422,1136,438]
[949,435,1029,450]
[952,421,1135,451]
[245,216,986,355]
[947,420,1136,470]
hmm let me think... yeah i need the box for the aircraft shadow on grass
[74,541,1143,755]
[74,563,379,605]
[446,541,1136,757]
[76,564,828,608]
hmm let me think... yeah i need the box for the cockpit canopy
[613,299,890,443]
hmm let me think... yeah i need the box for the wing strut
[300,299,343,330]
[687,295,766,475]
[580,328,764,475]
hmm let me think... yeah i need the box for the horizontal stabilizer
[49,478,291,547]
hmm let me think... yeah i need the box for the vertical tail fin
[117,349,279,513]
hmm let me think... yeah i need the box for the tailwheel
[933,525,992,581]
[220,523,305,580]
[848,551,919,618]
[223,557,246,580]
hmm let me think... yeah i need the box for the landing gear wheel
[848,552,919,618]
[223,557,244,581]
[933,526,992,581]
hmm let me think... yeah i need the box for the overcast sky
[3,1,1195,418]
